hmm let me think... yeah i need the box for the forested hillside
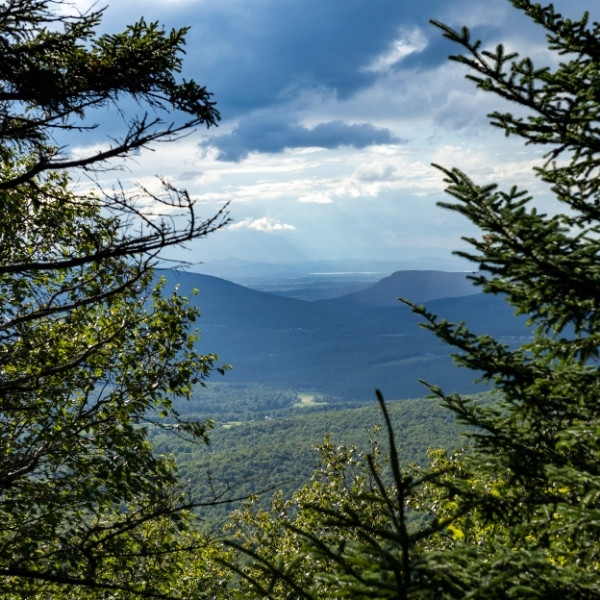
[151,385,474,528]
[317,269,477,307]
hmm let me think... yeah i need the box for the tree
[224,2,600,598]
[410,3,600,595]
[0,0,228,269]
[224,395,456,600]
[224,419,414,600]
[0,1,231,597]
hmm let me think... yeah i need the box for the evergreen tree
[413,3,600,596]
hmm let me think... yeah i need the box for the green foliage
[0,154,228,598]
[0,0,218,175]
[0,0,230,597]
[151,384,467,529]
[222,2,600,598]
[223,423,407,599]
[413,3,600,595]
[223,394,467,600]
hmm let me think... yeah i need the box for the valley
[159,265,529,401]
[152,265,523,526]
[152,381,481,528]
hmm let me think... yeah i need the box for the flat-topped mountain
[318,270,477,307]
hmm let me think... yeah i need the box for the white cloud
[229,216,296,233]
[365,28,427,73]
[298,193,333,204]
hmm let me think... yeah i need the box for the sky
[68,0,599,270]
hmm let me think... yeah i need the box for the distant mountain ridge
[194,256,468,282]
[158,268,526,401]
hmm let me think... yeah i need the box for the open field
[295,393,328,408]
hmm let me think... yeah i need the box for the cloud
[84,0,600,270]
[355,162,397,182]
[154,0,498,122]
[298,193,333,204]
[366,28,428,73]
[229,216,296,233]
[205,115,403,162]
[179,1,418,117]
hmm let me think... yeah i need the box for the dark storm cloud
[178,0,461,118]
[106,0,600,163]
[105,0,600,122]
[173,0,478,162]
[206,115,403,162]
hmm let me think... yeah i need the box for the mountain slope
[159,269,526,400]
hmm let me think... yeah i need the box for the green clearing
[295,393,328,408]
[222,421,244,429]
